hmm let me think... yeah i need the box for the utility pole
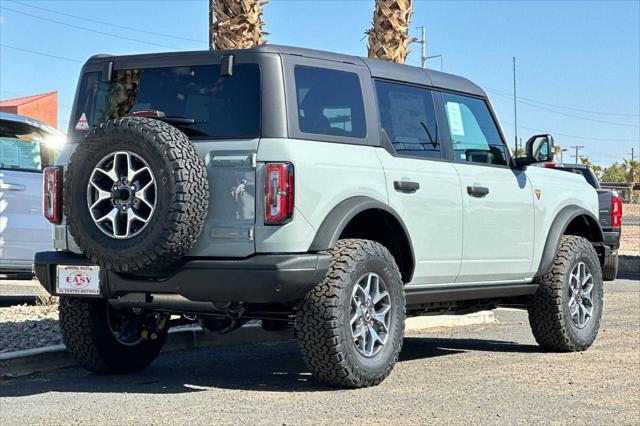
[513,57,518,153]
[417,26,426,68]
[629,147,636,161]
[559,148,567,163]
[570,145,585,163]
[208,0,215,50]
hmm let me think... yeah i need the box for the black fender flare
[308,196,415,279]
[535,205,604,277]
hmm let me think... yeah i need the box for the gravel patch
[0,304,61,353]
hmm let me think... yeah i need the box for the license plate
[56,265,101,295]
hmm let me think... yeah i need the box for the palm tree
[209,0,267,50]
[367,0,414,64]
[580,157,603,178]
[623,159,640,184]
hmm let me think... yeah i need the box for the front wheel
[296,239,405,388]
[59,298,168,374]
[528,236,603,352]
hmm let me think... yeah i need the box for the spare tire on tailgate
[64,117,208,272]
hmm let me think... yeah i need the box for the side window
[0,122,60,172]
[294,66,366,138]
[442,92,508,166]
[374,80,441,159]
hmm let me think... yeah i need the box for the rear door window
[442,92,508,166]
[294,66,366,138]
[71,64,261,140]
[374,80,441,159]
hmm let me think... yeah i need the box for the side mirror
[521,134,554,165]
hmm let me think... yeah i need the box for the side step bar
[405,283,538,306]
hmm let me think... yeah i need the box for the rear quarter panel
[255,138,387,253]
[526,165,599,276]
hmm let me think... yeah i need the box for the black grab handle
[467,186,490,197]
[394,180,420,193]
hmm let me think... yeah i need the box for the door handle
[394,180,420,193]
[467,186,489,197]
[0,183,27,192]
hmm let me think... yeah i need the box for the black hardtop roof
[87,44,486,97]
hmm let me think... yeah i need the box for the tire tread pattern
[64,117,208,272]
[295,239,405,388]
[528,235,602,352]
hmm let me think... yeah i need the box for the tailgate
[187,140,258,257]
[597,189,612,228]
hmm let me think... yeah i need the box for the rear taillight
[543,163,558,168]
[611,195,623,228]
[264,162,294,225]
[43,166,62,224]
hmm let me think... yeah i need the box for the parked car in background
[0,112,64,275]
[544,162,622,280]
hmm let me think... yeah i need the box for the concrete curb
[406,311,496,330]
[0,310,513,378]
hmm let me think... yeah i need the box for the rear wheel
[602,252,619,281]
[528,236,603,352]
[59,297,168,374]
[296,239,405,388]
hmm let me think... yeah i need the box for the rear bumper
[603,229,621,251]
[34,251,330,304]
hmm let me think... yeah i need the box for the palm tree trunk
[367,0,414,64]
[209,0,268,50]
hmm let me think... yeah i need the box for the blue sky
[1,0,638,166]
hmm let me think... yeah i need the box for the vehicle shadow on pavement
[0,336,541,397]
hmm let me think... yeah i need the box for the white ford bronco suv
[35,45,605,388]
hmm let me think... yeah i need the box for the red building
[0,91,58,129]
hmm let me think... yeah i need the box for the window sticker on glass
[446,101,465,137]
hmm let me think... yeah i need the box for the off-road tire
[64,117,208,272]
[59,297,167,374]
[296,239,405,388]
[602,252,619,281]
[528,236,603,352]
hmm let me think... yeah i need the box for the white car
[0,112,64,275]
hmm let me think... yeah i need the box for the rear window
[71,64,261,140]
[294,66,366,138]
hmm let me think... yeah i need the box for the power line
[487,86,639,118]
[0,43,83,63]
[500,120,638,142]
[8,0,207,45]
[570,145,585,163]
[488,90,639,128]
[1,6,181,50]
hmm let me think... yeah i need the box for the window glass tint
[294,66,366,138]
[442,92,507,166]
[375,80,441,159]
[71,64,261,140]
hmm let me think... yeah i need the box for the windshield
[71,63,261,140]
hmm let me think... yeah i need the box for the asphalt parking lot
[1,276,638,425]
